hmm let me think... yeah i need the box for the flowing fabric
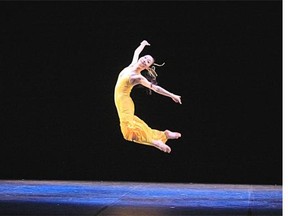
[114,70,167,145]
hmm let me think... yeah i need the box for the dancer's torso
[114,67,135,122]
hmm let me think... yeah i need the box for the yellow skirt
[120,115,167,146]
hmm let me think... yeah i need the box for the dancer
[114,40,182,153]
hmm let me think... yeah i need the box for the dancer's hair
[144,62,165,95]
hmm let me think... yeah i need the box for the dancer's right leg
[152,140,171,153]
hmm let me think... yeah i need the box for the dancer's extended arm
[130,75,182,104]
[130,40,150,65]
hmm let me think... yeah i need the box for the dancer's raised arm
[130,40,150,65]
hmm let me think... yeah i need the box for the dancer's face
[138,55,154,69]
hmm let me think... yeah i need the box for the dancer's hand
[172,94,182,104]
[141,40,150,46]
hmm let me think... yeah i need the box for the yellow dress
[114,69,167,146]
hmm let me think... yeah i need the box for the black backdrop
[0,1,282,185]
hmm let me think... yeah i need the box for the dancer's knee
[120,123,138,142]
[122,133,131,141]
[122,131,138,142]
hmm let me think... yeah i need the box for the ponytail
[145,62,165,95]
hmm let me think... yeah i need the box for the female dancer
[114,40,182,153]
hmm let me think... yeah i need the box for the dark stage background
[0,1,282,185]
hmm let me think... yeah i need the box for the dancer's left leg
[164,130,181,140]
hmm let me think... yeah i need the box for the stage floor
[0,180,282,215]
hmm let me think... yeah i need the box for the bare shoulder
[129,73,144,86]
[118,67,131,78]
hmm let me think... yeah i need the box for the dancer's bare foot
[152,140,171,153]
[164,130,181,139]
